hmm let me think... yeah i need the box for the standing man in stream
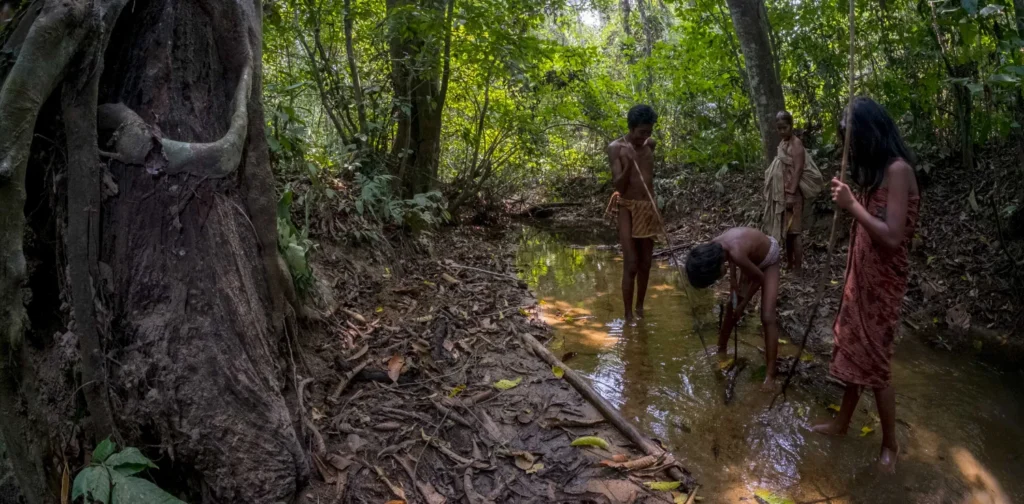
[606,105,659,321]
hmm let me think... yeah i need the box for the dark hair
[685,243,725,289]
[776,110,794,126]
[627,104,658,130]
[839,97,915,191]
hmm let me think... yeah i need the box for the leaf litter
[295,227,693,502]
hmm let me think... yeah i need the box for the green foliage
[277,188,315,295]
[72,439,183,504]
[354,173,450,233]
[262,0,1024,215]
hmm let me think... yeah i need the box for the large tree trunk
[725,0,786,162]
[387,0,454,198]
[0,0,308,502]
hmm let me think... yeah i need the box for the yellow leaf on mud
[718,358,734,370]
[830,279,838,285]
[673,492,689,504]
[376,306,384,313]
[778,339,789,345]
[387,355,404,383]
[644,481,681,491]
[800,353,814,362]
[448,384,466,397]
[860,426,875,437]
[525,462,543,474]
[827,404,841,413]
[754,489,795,504]
[518,308,530,316]
[552,366,564,378]
[538,299,547,305]
[493,377,522,390]
[570,436,610,449]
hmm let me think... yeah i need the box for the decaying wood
[518,332,694,488]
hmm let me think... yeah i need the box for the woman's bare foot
[878,444,899,473]
[760,375,778,392]
[810,420,849,436]
[635,306,644,319]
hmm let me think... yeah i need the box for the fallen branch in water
[517,330,694,489]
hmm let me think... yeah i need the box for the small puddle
[516,226,1024,503]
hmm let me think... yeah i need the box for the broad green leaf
[967,83,984,95]
[110,472,185,504]
[552,366,564,378]
[72,466,111,504]
[570,436,610,449]
[988,74,1019,84]
[961,0,978,15]
[754,489,795,504]
[644,481,681,491]
[105,448,158,476]
[1003,66,1024,76]
[493,377,522,390]
[93,439,116,463]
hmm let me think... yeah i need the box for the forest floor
[288,146,1022,503]
[292,226,695,504]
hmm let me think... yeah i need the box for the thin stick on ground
[771,0,856,408]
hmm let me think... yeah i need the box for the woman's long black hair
[839,97,916,191]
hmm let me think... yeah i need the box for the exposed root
[95,43,254,178]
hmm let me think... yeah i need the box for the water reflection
[517,227,1024,504]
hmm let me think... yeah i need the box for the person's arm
[786,138,805,195]
[830,161,912,252]
[609,144,629,194]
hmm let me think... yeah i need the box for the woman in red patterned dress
[811,97,920,473]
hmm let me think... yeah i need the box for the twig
[328,360,368,404]
[772,0,856,408]
[446,262,520,283]
[684,485,700,504]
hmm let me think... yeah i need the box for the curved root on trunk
[97,43,253,178]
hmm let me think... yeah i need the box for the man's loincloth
[758,236,781,269]
[604,193,661,239]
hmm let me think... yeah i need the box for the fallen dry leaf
[346,344,369,361]
[342,308,367,324]
[441,273,460,285]
[387,355,404,383]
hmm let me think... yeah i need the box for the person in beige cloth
[763,111,811,272]
[606,105,659,321]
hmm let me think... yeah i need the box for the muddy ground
[294,227,696,504]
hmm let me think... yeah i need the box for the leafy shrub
[72,439,183,504]
[354,173,450,233]
[277,188,315,296]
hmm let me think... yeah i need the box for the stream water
[515,225,1024,504]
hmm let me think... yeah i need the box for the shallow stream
[516,225,1023,504]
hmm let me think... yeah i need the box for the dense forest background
[262,0,1024,225]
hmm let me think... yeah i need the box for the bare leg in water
[812,383,899,472]
[634,238,654,318]
[618,208,638,321]
[759,262,781,391]
[874,385,899,472]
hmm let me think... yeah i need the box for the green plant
[354,173,450,233]
[72,438,184,504]
[277,188,315,295]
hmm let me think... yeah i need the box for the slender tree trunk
[0,0,308,502]
[344,0,368,138]
[725,0,786,162]
[387,0,454,197]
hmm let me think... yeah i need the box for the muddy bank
[294,227,695,503]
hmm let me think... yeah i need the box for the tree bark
[387,0,454,197]
[0,0,309,502]
[725,0,786,162]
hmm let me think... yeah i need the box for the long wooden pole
[771,0,856,407]
[518,331,693,486]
